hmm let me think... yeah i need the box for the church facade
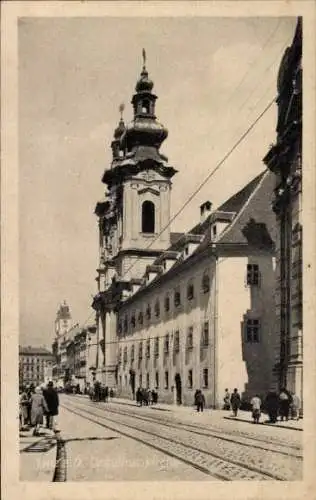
[92,53,278,407]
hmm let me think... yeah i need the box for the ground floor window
[139,373,142,387]
[146,372,150,388]
[165,371,169,389]
[202,368,208,388]
[188,369,193,389]
[155,371,159,389]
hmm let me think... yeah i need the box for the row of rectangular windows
[119,274,210,333]
[119,265,261,333]
[118,319,260,363]
[119,368,209,390]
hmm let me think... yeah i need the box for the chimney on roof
[200,201,212,223]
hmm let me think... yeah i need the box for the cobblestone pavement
[20,428,57,481]
[57,402,212,481]
[60,395,302,481]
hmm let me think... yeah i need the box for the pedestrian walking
[290,392,301,420]
[30,386,49,436]
[195,390,206,412]
[136,387,142,406]
[43,381,59,431]
[230,388,241,417]
[250,394,262,424]
[279,388,292,421]
[265,391,279,423]
[19,388,29,430]
[223,389,231,410]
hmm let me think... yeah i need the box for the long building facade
[263,18,303,405]
[92,53,278,407]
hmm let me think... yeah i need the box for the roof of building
[117,169,275,307]
[19,346,53,356]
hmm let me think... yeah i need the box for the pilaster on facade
[263,17,302,403]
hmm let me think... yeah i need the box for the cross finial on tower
[119,103,125,120]
[142,48,146,70]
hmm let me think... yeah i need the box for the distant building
[263,18,302,403]
[92,53,278,406]
[19,346,53,387]
[52,301,74,387]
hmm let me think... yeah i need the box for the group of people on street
[19,381,59,436]
[136,387,158,406]
[89,381,115,402]
[223,387,301,424]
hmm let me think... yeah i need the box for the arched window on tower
[142,201,155,234]
[141,99,150,114]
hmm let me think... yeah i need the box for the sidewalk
[102,396,303,431]
[19,426,57,481]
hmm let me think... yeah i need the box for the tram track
[69,395,302,457]
[61,399,301,481]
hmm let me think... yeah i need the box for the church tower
[93,51,177,386]
[55,300,72,338]
[98,50,177,283]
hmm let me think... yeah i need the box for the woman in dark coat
[230,388,241,417]
[265,392,279,423]
[43,381,59,430]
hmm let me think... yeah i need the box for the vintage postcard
[1,1,315,499]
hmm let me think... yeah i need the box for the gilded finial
[142,48,146,70]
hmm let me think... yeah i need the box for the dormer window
[119,149,124,158]
[187,282,194,301]
[174,289,181,307]
[154,300,160,318]
[164,295,170,312]
[202,271,210,294]
[212,225,217,238]
[131,314,136,328]
[138,311,143,325]
[146,304,151,320]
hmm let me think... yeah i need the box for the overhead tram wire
[205,19,283,139]
[219,18,283,109]
[210,35,291,149]
[76,93,277,330]
[119,96,276,283]
[75,96,276,330]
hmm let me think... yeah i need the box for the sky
[18,16,297,348]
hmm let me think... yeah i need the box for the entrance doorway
[174,373,182,405]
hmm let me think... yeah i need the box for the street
[20,394,302,481]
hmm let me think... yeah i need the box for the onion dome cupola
[120,49,168,151]
[111,103,126,162]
